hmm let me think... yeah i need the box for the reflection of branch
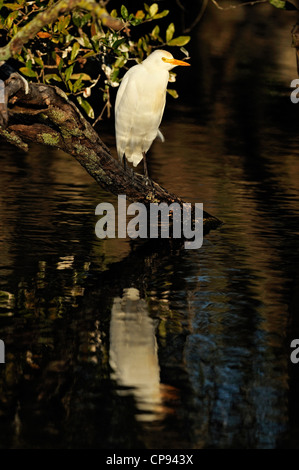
[211,0,268,9]
[182,0,266,34]
[183,0,209,33]
[176,0,186,11]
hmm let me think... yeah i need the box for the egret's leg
[143,152,152,186]
[123,155,135,179]
[143,152,148,178]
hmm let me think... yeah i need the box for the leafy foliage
[268,0,299,9]
[0,1,190,120]
[269,0,286,9]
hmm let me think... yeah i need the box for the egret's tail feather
[156,129,165,143]
[126,153,144,167]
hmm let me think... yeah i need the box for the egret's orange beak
[162,57,190,66]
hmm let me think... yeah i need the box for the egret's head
[144,50,190,71]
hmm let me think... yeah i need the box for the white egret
[115,49,190,180]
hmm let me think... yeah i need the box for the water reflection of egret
[109,287,162,421]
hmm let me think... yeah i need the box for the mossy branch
[0,0,221,235]
[0,75,222,234]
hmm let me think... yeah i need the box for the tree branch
[0,75,222,234]
[183,0,209,33]
[210,0,267,10]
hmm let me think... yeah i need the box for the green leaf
[80,13,91,27]
[153,10,169,19]
[3,3,22,10]
[149,3,158,17]
[110,9,118,18]
[114,55,126,68]
[269,0,286,8]
[111,68,120,82]
[121,5,128,19]
[142,37,150,52]
[168,36,190,47]
[166,23,175,43]
[58,57,64,72]
[130,17,142,26]
[35,57,44,68]
[19,67,37,78]
[57,14,71,33]
[70,73,91,81]
[82,51,96,59]
[5,10,18,29]
[51,36,60,44]
[71,42,80,61]
[82,33,92,48]
[112,38,126,50]
[72,11,82,27]
[77,96,94,119]
[151,25,160,39]
[167,89,178,99]
[65,64,74,82]
[44,74,62,83]
[73,77,83,93]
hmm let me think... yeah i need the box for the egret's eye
[162,57,167,62]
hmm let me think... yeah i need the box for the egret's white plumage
[115,50,190,171]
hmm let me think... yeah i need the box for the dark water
[1,6,299,449]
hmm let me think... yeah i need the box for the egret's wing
[115,64,168,166]
[115,70,130,112]
[115,66,140,161]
